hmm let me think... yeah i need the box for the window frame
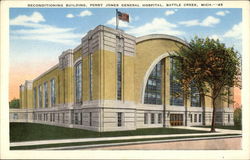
[75,61,82,104]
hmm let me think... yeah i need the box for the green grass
[10,134,240,150]
[194,125,242,130]
[10,122,209,142]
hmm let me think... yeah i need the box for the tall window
[170,58,183,106]
[89,54,93,100]
[117,52,122,100]
[38,85,42,108]
[191,84,201,107]
[75,62,82,104]
[33,87,37,108]
[50,79,56,106]
[144,61,162,104]
[44,82,48,108]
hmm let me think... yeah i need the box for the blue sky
[10,8,242,58]
[9,8,242,99]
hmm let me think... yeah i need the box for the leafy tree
[173,36,241,132]
[234,108,242,128]
[9,98,20,108]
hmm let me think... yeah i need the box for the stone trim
[141,52,175,104]
[136,34,188,46]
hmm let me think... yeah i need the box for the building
[10,25,234,132]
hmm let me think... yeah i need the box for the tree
[234,108,242,129]
[9,98,20,108]
[173,36,241,132]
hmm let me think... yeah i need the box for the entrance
[170,114,183,126]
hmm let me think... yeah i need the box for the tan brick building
[10,25,234,131]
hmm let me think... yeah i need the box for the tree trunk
[211,98,216,132]
[184,93,188,126]
[201,94,206,125]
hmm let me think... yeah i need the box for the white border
[1,1,250,159]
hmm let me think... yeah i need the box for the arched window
[144,61,162,105]
[75,62,82,104]
[170,58,183,106]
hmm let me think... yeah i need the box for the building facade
[10,25,234,132]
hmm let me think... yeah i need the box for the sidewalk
[10,126,241,148]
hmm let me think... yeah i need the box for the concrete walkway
[89,137,242,150]
[10,126,241,148]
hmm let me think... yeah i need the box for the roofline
[33,64,59,82]
[136,34,188,46]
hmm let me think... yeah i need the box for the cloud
[66,13,74,18]
[126,18,184,36]
[208,22,242,41]
[179,16,220,27]
[78,10,92,17]
[165,9,177,16]
[209,34,223,41]
[106,17,133,28]
[224,22,242,39]
[200,16,220,27]
[10,12,45,28]
[216,10,230,16]
[10,12,84,45]
[179,19,200,27]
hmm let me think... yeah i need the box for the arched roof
[136,34,188,46]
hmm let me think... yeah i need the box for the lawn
[194,125,242,130]
[10,122,209,142]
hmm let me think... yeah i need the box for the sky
[9,8,242,100]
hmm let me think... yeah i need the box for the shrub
[234,108,242,127]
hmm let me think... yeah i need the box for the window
[151,113,155,124]
[33,87,37,108]
[199,114,202,122]
[170,58,184,106]
[13,113,18,120]
[191,83,201,107]
[38,85,42,108]
[75,113,78,125]
[50,79,56,106]
[44,82,48,108]
[89,53,93,100]
[158,113,162,124]
[50,113,52,122]
[144,113,148,124]
[117,52,122,100]
[89,112,92,126]
[75,62,82,104]
[80,112,83,125]
[57,113,60,122]
[190,114,193,123]
[62,113,65,123]
[144,61,162,104]
[194,114,197,122]
[117,112,123,127]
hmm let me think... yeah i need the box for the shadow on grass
[193,125,242,130]
[10,122,209,142]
